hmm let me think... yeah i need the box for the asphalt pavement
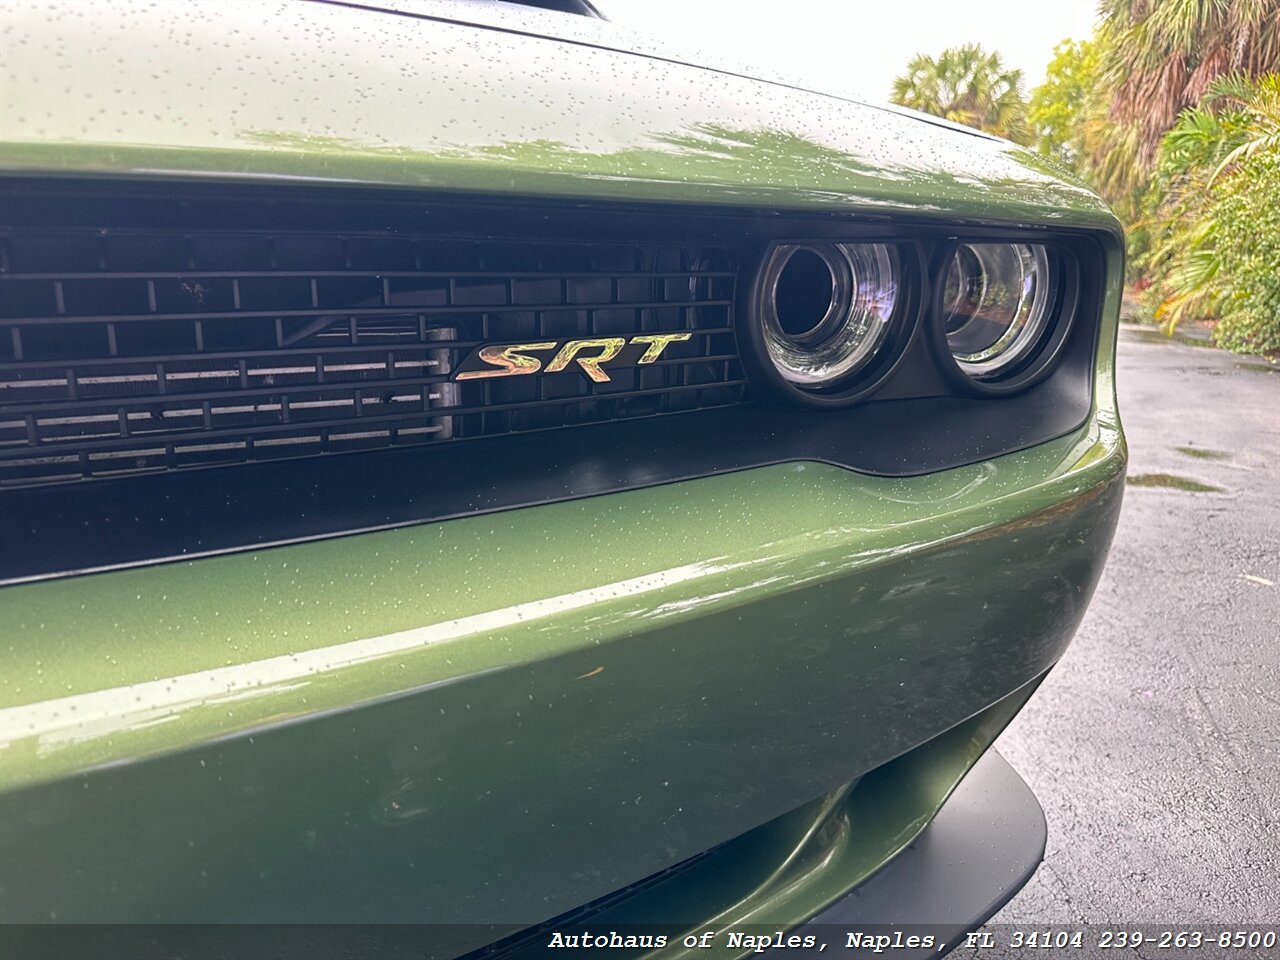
[989,324,1280,925]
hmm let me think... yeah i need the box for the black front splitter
[771,747,1046,958]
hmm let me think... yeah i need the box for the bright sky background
[594,0,1099,103]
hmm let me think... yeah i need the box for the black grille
[0,226,745,486]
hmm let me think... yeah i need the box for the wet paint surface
[0,418,1125,928]
[2,423,1123,782]
[0,0,1132,936]
[0,1,1115,231]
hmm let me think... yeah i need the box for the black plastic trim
[500,0,601,16]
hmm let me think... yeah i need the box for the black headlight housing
[740,240,924,407]
[926,240,1082,396]
[741,232,1088,408]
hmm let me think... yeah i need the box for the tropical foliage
[1137,74,1280,351]
[1027,40,1098,173]
[890,44,1030,143]
[1083,0,1279,211]
[892,1,1279,355]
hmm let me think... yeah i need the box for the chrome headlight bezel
[743,240,922,407]
[927,240,1081,396]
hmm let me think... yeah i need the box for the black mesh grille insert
[0,226,745,486]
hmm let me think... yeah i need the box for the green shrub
[1208,148,1280,353]
[1135,74,1280,355]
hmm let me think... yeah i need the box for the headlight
[940,242,1060,381]
[748,241,913,405]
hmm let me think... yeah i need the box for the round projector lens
[761,242,899,389]
[942,243,1055,378]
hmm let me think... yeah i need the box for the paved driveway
[992,325,1280,924]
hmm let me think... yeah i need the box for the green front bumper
[0,405,1124,934]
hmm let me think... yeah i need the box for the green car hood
[326,0,1000,141]
[0,0,1117,231]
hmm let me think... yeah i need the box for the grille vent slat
[0,226,746,486]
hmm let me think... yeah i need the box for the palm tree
[890,44,1029,143]
[1084,0,1280,207]
[1200,73,1280,184]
